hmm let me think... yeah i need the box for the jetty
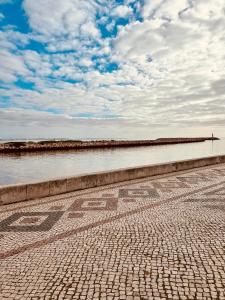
[0,136,219,153]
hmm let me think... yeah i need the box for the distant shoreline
[0,137,219,154]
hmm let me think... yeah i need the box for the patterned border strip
[0,180,223,260]
[0,165,222,215]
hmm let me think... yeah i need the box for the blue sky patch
[0,0,29,33]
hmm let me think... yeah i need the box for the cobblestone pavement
[1,164,225,299]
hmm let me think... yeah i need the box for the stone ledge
[1,155,225,206]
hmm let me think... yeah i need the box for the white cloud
[23,0,98,38]
[22,0,101,68]
[0,50,30,82]
[0,12,4,20]
[80,21,99,37]
[106,0,225,128]
[0,29,30,50]
[142,0,189,20]
[141,0,164,19]
[1,0,225,138]
[112,5,133,18]
[79,57,93,67]
[23,50,52,77]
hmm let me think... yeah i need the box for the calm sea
[0,138,225,186]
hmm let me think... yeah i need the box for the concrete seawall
[1,155,225,206]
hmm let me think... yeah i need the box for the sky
[0,0,225,140]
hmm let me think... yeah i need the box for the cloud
[1,0,225,138]
[0,49,30,82]
[0,108,141,141]
[110,0,225,127]
[142,0,189,20]
[112,5,133,18]
[0,29,30,50]
[23,0,98,38]
[0,12,4,20]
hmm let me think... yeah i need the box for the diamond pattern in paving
[1,164,225,299]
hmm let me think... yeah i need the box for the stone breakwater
[0,137,219,153]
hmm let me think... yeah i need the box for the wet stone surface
[0,164,225,299]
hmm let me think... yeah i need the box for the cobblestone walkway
[1,164,225,299]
